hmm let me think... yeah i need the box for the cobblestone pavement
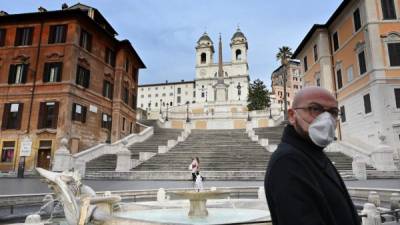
[0,178,398,195]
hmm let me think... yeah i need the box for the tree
[247,79,271,111]
[276,46,293,121]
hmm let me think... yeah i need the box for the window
[313,45,318,62]
[148,94,151,98]
[72,103,87,123]
[8,64,28,84]
[333,32,339,51]
[170,102,173,106]
[123,87,129,104]
[337,69,343,89]
[201,53,206,64]
[0,29,6,46]
[340,106,346,122]
[347,66,354,82]
[79,28,92,51]
[1,141,15,163]
[162,93,166,97]
[102,80,113,99]
[1,103,23,130]
[105,48,116,67]
[155,94,159,97]
[76,66,90,88]
[353,8,362,32]
[122,117,126,131]
[141,95,144,98]
[125,58,130,72]
[177,96,181,104]
[177,87,181,94]
[358,50,367,74]
[101,113,112,130]
[388,43,400,66]
[363,93,372,114]
[303,56,308,72]
[236,49,242,60]
[38,102,59,129]
[43,62,62,82]
[170,93,173,96]
[48,25,67,44]
[193,91,196,97]
[155,102,158,107]
[130,122,133,134]
[395,88,400,108]
[381,0,397,20]
[15,27,33,46]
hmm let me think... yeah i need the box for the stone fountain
[32,168,269,225]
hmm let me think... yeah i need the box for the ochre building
[0,4,145,172]
[293,0,400,158]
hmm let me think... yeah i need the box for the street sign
[20,137,32,157]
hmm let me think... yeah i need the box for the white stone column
[352,155,367,180]
[52,138,72,172]
[361,203,382,225]
[115,150,131,172]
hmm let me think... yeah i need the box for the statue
[36,168,121,225]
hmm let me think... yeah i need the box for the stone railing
[52,123,154,175]
[326,140,397,172]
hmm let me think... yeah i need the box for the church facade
[137,28,250,115]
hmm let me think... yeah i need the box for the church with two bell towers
[137,28,250,114]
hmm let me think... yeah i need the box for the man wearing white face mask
[265,87,360,225]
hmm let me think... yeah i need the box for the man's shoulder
[271,142,304,161]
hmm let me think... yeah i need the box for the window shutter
[43,63,50,82]
[110,83,114,99]
[337,69,343,89]
[81,106,87,123]
[61,25,67,43]
[0,29,6,46]
[21,64,29,83]
[72,103,76,120]
[27,28,34,45]
[87,33,92,51]
[395,89,400,108]
[8,64,16,84]
[84,70,90,88]
[76,66,80,85]
[103,80,107,97]
[52,102,59,129]
[1,103,10,130]
[57,62,63,82]
[16,103,23,130]
[14,29,21,46]
[48,26,55,44]
[37,102,45,129]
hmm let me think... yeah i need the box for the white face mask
[308,112,337,147]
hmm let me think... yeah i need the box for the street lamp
[186,101,190,123]
[159,99,162,115]
[237,83,242,101]
[269,107,272,119]
[166,103,169,121]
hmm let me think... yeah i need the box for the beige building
[271,60,303,108]
[292,0,400,158]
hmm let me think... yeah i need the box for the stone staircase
[85,120,183,172]
[84,123,385,180]
[133,129,271,172]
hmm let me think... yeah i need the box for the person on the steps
[189,157,200,182]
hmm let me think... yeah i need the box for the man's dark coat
[265,125,361,225]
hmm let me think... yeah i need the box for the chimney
[61,3,68,10]
[0,11,8,16]
[181,79,184,82]
[38,7,47,12]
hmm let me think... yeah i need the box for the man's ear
[288,109,296,125]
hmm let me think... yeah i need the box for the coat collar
[281,125,347,193]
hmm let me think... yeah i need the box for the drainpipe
[27,20,44,132]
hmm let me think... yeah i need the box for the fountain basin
[114,208,269,225]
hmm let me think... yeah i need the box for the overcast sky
[2,0,342,88]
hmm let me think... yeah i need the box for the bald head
[292,87,337,109]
